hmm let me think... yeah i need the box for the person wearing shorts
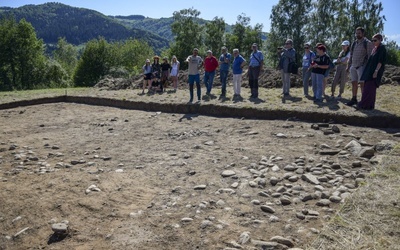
[142,59,152,94]
[185,48,203,103]
[346,27,374,106]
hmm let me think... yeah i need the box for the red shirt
[204,56,218,72]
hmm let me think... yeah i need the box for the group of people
[142,26,386,110]
[296,27,387,109]
[142,55,180,94]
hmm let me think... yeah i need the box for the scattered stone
[13,227,29,238]
[319,149,341,155]
[329,196,342,203]
[204,140,214,146]
[375,140,396,151]
[352,161,362,168]
[316,199,331,207]
[251,200,261,205]
[318,123,330,128]
[231,182,239,188]
[85,184,101,194]
[251,240,288,249]
[115,169,124,173]
[301,173,320,185]
[51,223,69,234]
[358,147,375,158]
[322,129,334,135]
[276,133,287,138]
[238,231,251,245]
[280,196,292,206]
[102,156,112,161]
[331,125,340,133]
[194,185,207,190]
[270,236,295,247]
[181,218,193,222]
[200,220,213,229]
[270,177,280,186]
[311,124,319,130]
[344,140,362,156]
[260,205,275,214]
[221,170,236,177]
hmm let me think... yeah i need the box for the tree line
[0,0,399,91]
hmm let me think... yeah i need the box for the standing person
[279,39,296,96]
[151,56,161,91]
[142,59,152,94]
[314,42,331,96]
[302,42,316,97]
[248,43,264,98]
[170,55,180,92]
[219,46,231,98]
[311,45,330,103]
[358,34,387,110]
[331,40,351,99]
[231,48,246,97]
[185,48,203,103]
[346,27,374,106]
[203,50,219,95]
[160,57,171,91]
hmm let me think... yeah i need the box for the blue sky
[2,0,400,44]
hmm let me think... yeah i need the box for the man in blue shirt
[219,46,231,98]
[248,43,264,98]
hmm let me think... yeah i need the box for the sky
[2,0,400,44]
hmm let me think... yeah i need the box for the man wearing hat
[204,50,219,95]
[219,46,231,98]
[248,43,264,98]
[185,48,203,103]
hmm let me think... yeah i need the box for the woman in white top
[170,55,180,91]
[331,41,351,99]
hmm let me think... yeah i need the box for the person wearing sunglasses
[302,42,316,97]
[358,34,387,110]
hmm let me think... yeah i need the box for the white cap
[206,50,212,53]
[341,40,350,46]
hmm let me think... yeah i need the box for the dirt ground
[0,103,399,250]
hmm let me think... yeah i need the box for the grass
[0,84,399,118]
[307,144,400,250]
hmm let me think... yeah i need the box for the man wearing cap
[346,27,374,106]
[248,43,264,98]
[185,48,203,103]
[204,50,219,95]
[219,46,231,98]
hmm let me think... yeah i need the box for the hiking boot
[346,98,358,106]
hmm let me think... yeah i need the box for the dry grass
[307,144,400,250]
[0,84,399,118]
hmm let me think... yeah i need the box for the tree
[267,0,312,66]
[225,14,264,59]
[204,17,225,54]
[0,17,46,90]
[170,8,204,69]
[73,38,113,87]
[53,37,78,81]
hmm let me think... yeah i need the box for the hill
[0,3,169,52]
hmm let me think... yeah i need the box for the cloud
[385,34,400,43]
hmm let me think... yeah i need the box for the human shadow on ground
[281,95,302,104]
[179,113,199,122]
[201,93,218,102]
[232,95,244,103]
[249,97,266,104]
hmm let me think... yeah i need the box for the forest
[0,0,399,91]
